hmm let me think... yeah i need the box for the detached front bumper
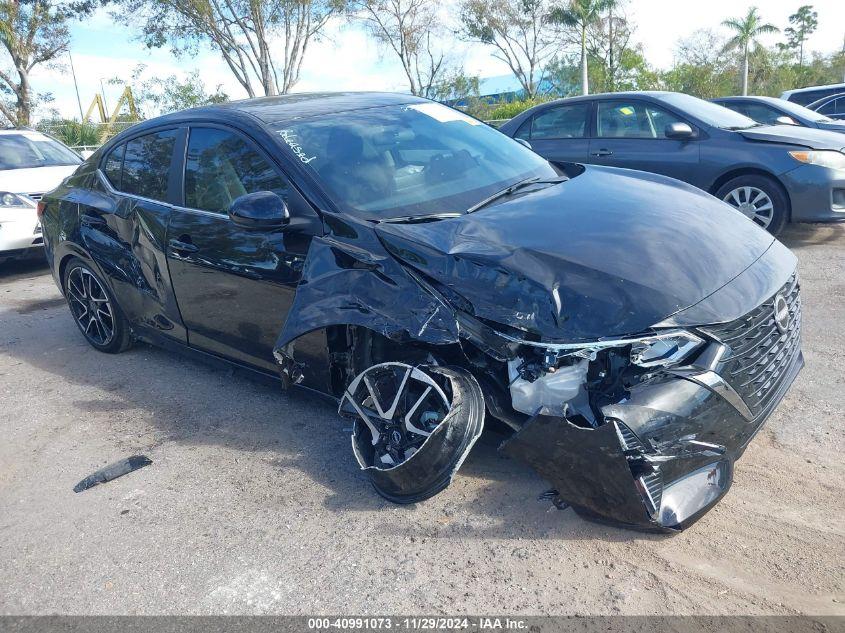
[500,266,804,531]
[501,347,803,530]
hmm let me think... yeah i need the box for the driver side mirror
[665,122,695,140]
[775,115,799,126]
[228,191,289,230]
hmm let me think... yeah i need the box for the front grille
[702,273,802,421]
[638,471,663,515]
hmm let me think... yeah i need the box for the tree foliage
[781,5,818,66]
[115,0,345,97]
[459,0,562,98]
[109,64,228,118]
[349,0,454,98]
[0,0,97,125]
[721,6,779,95]
[551,0,614,95]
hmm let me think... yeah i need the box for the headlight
[629,330,704,368]
[0,192,31,208]
[788,150,845,170]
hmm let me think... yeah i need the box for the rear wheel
[715,175,788,235]
[63,258,132,353]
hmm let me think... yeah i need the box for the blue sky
[27,0,845,121]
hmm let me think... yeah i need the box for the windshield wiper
[378,212,463,224]
[466,176,566,214]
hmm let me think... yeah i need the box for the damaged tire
[340,363,485,504]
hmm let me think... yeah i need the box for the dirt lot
[0,223,843,616]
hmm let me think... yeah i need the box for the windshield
[0,133,82,170]
[271,102,557,219]
[659,93,759,130]
[773,98,834,122]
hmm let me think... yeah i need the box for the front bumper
[500,348,803,530]
[0,208,43,260]
[780,163,845,222]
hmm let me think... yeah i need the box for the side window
[530,103,589,140]
[514,118,532,140]
[121,129,178,202]
[742,103,782,125]
[185,127,288,214]
[819,98,844,115]
[597,101,686,139]
[103,144,125,189]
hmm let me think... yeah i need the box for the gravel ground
[0,223,843,616]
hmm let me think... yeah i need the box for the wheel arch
[708,167,792,222]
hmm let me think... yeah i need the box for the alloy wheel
[340,363,452,468]
[66,267,115,346]
[722,186,775,229]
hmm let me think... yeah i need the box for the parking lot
[0,223,842,616]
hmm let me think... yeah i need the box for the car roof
[153,92,429,127]
[712,96,784,104]
[782,82,845,98]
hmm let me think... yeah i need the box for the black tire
[63,258,132,353]
[341,363,485,504]
[715,174,788,235]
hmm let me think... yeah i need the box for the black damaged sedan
[39,93,803,531]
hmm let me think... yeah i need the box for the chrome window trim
[96,169,174,209]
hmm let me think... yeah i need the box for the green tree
[115,0,344,97]
[350,0,455,98]
[782,5,818,66]
[552,0,615,96]
[0,0,97,125]
[109,65,228,118]
[721,6,779,95]
[459,0,562,98]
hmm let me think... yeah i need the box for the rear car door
[166,125,321,373]
[83,127,188,342]
[514,101,590,166]
[588,99,701,184]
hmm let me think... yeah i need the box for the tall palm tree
[554,0,615,95]
[722,7,779,95]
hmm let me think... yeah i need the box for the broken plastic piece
[73,455,152,493]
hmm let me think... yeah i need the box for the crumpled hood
[739,124,845,150]
[375,165,775,341]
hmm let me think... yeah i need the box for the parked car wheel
[63,258,132,353]
[341,363,485,504]
[716,175,788,235]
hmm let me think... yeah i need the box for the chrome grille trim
[702,273,802,421]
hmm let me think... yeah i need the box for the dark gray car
[806,93,845,121]
[712,95,845,134]
[499,91,845,234]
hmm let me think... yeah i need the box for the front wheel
[715,175,788,235]
[63,258,132,353]
[340,363,485,504]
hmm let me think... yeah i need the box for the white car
[0,129,82,263]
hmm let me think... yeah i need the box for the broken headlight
[629,330,703,368]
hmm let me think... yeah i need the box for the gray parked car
[499,91,845,234]
[711,96,845,134]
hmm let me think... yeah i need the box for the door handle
[168,238,198,254]
[590,149,613,157]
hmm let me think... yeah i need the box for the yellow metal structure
[84,87,140,142]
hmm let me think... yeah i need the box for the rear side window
[531,103,589,139]
[184,127,287,214]
[120,129,178,202]
[818,98,843,115]
[103,144,125,188]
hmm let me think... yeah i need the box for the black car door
[81,127,188,343]
[165,125,322,372]
[587,99,702,185]
[514,101,590,166]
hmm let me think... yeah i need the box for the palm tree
[554,0,616,95]
[722,7,779,95]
